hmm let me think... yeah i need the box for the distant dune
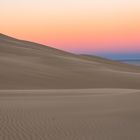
[119,60,140,66]
[0,33,140,89]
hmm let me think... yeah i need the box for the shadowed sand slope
[0,33,140,89]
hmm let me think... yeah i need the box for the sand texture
[0,89,140,140]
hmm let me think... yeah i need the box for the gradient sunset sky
[1,0,140,59]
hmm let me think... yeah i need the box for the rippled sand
[0,89,140,140]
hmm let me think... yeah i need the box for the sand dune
[1,34,140,140]
[0,33,140,89]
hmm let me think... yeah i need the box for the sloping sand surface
[0,33,140,89]
[0,89,140,140]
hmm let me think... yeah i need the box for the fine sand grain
[0,89,140,140]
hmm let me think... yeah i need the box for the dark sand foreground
[0,89,140,140]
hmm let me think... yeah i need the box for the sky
[0,0,140,59]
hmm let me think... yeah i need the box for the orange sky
[1,0,140,54]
